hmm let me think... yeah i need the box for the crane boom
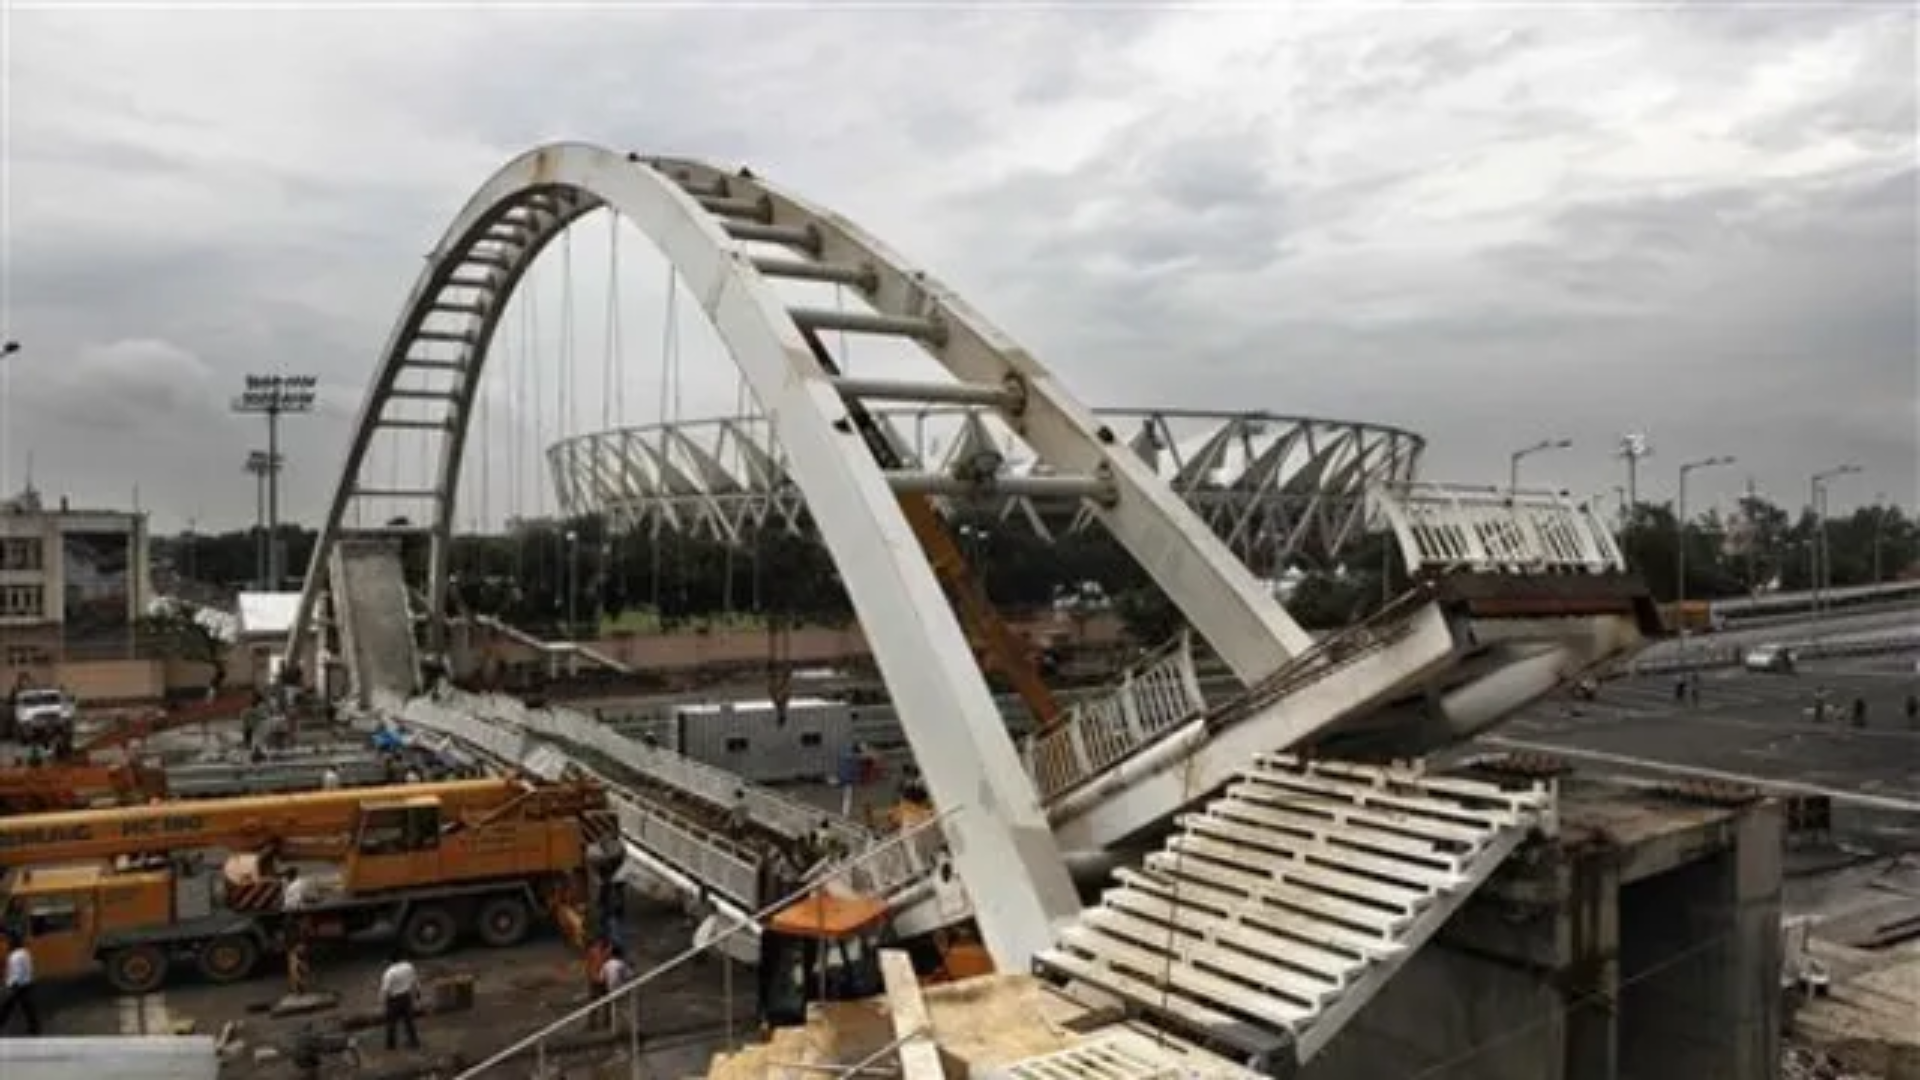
[0,777,543,867]
[795,326,1063,729]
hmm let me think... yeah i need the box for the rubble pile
[1784,1044,1885,1080]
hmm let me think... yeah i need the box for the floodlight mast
[231,374,318,589]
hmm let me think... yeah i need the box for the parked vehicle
[0,775,622,993]
[10,688,76,744]
[1743,645,1796,674]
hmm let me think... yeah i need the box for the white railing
[469,694,861,848]
[1372,481,1625,576]
[452,808,962,1080]
[612,794,761,907]
[1021,631,1208,802]
[457,691,948,902]
[389,693,766,906]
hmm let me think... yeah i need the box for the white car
[11,687,77,743]
[1743,645,1796,674]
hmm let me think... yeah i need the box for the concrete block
[269,992,339,1018]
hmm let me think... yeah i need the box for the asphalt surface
[1477,654,1920,846]
[24,896,756,1078]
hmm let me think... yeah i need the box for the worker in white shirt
[321,766,342,790]
[725,790,749,838]
[404,767,423,784]
[378,950,422,1051]
[598,945,634,1033]
[1,932,41,1035]
[282,868,316,910]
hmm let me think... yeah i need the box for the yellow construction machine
[0,774,621,993]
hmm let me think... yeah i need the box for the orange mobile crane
[0,774,620,993]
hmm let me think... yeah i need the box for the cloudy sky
[1,1,1913,534]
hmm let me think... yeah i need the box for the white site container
[673,697,855,784]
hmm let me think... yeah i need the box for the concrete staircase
[1037,754,1557,1068]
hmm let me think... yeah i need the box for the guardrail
[465,693,949,900]
[467,693,863,848]
[1022,630,1208,802]
[1626,633,1920,677]
[387,693,765,907]
[1023,589,1439,805]
[1372,482,1625,576]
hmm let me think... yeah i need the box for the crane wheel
[106,945,169,995]
[400,904,458,957]
[197,934,260,984]
[474,895,532,948]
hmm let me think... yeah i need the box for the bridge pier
[1300,779,1782,1080]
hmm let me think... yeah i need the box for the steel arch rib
[692,161,1316,681]
[289,142,1079,969]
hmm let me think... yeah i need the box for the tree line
[150,494,1916,644]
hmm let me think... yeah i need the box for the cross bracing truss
[548,408,1425,571]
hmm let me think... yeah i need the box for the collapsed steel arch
[548,407,1424,571]
[287,142,1323,968]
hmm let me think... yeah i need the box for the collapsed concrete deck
[705,774,1786,1080]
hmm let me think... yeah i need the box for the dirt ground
[16,897,760,1079]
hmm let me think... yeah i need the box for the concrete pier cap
[1304,773,1784,1080]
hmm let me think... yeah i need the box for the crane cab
[757,891,889,1027]
[755,890,998,1028]
[2,864,174,983]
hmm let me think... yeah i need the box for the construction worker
[1905,692,1918,728]
[378,949,422,1051]
[283,867,316,911]
[321,766,342,791]
[598,945,634,1033]
[727,789,751,837]
[584,937,612,1030]
[811,819,846,864]
[0,931,40,1035]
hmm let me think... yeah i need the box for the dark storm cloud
[1,5,1912,531]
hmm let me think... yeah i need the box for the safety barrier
[1023,630,1208,802]
[1023,589,1434,806]
[468,694,862,847]
[613,795,761,907]
[400,689,948,911]
[386,693,765,907]
[1627,632,1920,678]
[467,693,950,900]
[1373,482,1625,576]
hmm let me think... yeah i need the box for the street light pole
[1810,464,1863,615]
[232,374,317,590]
[1677,455,1737,653]
[1509,437,1573,491]
[1617,432,1652,511]
[564,530,579,641]
[1872,491,1887,584]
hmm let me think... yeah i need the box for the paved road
[1476,656,1920,843]
[1634,604,1920,665]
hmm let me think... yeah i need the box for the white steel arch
[291,142,1329,966]
[287,143,1091,967]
